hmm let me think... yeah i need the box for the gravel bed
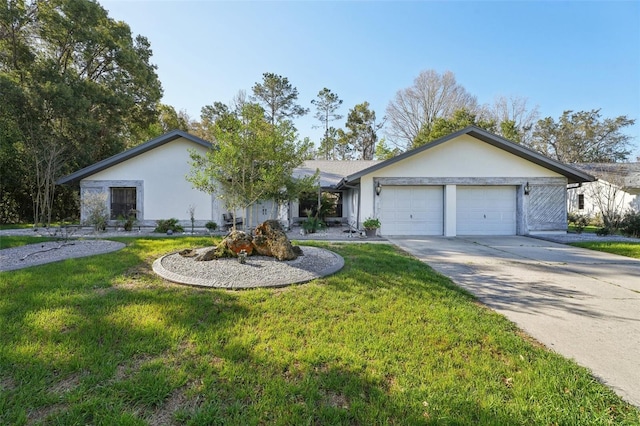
[532,233,640,244]
[152,246,344,289]
[0,240,126,272]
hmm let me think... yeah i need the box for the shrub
[154,218,184,233]
[205,221,218,231]
[362,217,381,230]
[620,210,640,238]
[117,210,139,231]
[301,209,325,234]
[83,192,109,231]
[567,212,589,234]
[595,227,611,236]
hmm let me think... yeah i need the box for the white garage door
[380,186,443,235]
[457,186,516,235]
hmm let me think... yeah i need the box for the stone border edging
[152,246,344,289]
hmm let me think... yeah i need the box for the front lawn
[1,237,638,424]
[571,241,640,259]
[0,235,56,250]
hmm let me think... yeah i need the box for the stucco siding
[370,135,563,179]
[358,135,566,230]
[81,137,214,222]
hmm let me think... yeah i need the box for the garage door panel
[457,186,516,235]
[380,186,443,235]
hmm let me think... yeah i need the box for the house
[333,126,595,236]
[58,127,595,236]
[57,130,217,227]
[56,130,377,229]
[567,163,640,218]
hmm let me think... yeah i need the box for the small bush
[154,218,184,233]
[117,210,139,231]
[595,227,611,236]
[301,209,325,234]
[205,221,218,231]
[362,217,381,230]
[83,192,109,231]
[567,212,589,234]
[620,210,640,238]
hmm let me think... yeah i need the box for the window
[110,187,136,219]
[298,192,342,218]
[578,194,584,210]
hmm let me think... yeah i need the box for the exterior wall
[357,135,568,235]
[568,180,639,217]
[80,137,215,226]
[526,184,567,233]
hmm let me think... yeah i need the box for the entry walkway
[387,236,640,407]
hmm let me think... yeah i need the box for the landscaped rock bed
[152,245,344,289]
[152,220,344,289]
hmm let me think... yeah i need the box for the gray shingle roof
[293,160,381,188]
[572,163,640,190]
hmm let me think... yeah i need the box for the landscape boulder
[195,230,254,261]
[192,221,300,261]
[253,220,298,260]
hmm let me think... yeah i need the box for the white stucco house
[58,126,595,236]
[567,163,640,218]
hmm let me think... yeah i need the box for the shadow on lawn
[325,242,475,300]
[2,240,631,424]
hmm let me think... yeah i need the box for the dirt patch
[26,403,67,426]
[0,376,17,392]
[49,372,84,395]
[323,390,350,409]
[114,355,155,381]
[146,387,189,426]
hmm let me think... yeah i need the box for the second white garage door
[380,186,443,235]
[456,186,516,235]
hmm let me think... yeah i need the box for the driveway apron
[387,236,640,407]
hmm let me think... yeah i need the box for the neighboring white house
[58,127,595,236]
[567,163,640,218]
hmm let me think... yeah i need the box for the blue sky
[102,0,640,158]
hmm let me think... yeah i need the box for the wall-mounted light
[524,182,531,195]
[375,181,382,196]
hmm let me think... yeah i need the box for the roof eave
[341,126,596,185]
[57,130,213,185]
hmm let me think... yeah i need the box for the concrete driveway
[387,236,640,407]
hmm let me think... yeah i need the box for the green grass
[568,224,600,234]
[0,223,35,230]
[0,235,57,249]
[571,241,640,259]
[1,237,639,425]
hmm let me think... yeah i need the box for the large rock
[253,220,298,260]
[195,230,253,261]
[225,230,254,255]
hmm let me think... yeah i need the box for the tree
[530,110,635,163]
[135,104,191,140]
[385,69,478,150]
[0,0,162,224]
[339,102,385,160]
[374,138,401,160]
[487,95,539,145]
[585,166,629,231]
[414,109,496,147]
[251,72,308,125]
[311,88,343,159]
[187,103,314,228]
